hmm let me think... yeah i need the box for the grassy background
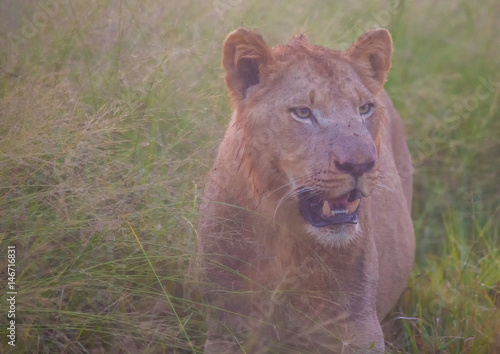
[0,0,499,352]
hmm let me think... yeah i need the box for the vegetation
[0,0,498,352]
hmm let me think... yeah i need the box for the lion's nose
[335,160,375,177]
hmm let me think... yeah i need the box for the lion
[198,27,415,353]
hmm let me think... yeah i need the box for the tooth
[347,199,361,214]
[332,210,348,215]
[322,200,331,216]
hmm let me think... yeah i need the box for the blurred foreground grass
[0,0,499,352]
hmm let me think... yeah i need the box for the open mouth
[298,189,361,227]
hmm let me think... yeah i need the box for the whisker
[265,173,313,198]
[376,182,394,192]
[272,187,302,222]
[270,173,317,223]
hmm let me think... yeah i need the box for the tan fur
[198,28,415,353]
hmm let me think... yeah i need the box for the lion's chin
[306,223,361,248]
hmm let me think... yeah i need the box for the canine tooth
[347,198,361,214]
[322,200,331,216]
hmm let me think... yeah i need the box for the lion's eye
[359,103,374,118]
[290,107,314,123]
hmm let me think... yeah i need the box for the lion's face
[223,29,393,245]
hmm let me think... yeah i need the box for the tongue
[321,194,360,217]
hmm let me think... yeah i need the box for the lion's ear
[346,28,393,94]
[222,28,275,106]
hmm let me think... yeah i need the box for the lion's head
[222,28,393,246]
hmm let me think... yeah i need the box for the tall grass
[0,0,499,352]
